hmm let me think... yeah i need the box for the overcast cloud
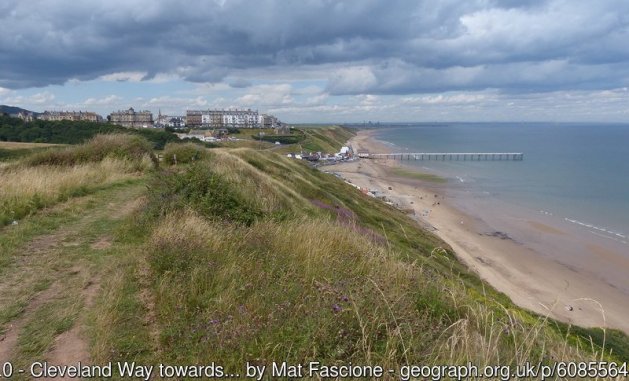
[2,0,629,121]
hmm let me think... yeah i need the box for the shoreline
[331,129,629,334]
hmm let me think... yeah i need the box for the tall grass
[0,158,148,225]
[0,134,155,225]
[161,142,209,165]
[24,134,157,168]
[129,150,623,367]
[143,210,605,369]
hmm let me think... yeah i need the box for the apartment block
[108,108,153,128]
[39,111,103,123]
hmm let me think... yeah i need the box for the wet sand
[330,130,629,334]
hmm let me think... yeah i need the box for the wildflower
[332,304,342,313]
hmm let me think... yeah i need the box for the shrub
[162,142,209,165]
[147,163,262,226]
[24,134,157,167]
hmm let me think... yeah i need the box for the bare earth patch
[137,258,161,356]
[90,236,112,250]
[44,279,99,376]
[0,183,146,365]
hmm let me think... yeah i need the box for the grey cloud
[1,0,629,95]
[228,78,252,88]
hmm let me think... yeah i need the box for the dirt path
[43,276,99,380]
[0,282,62,362]
[0,182,146,367]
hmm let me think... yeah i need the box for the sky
[2,0,629,123]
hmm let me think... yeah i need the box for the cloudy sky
[2,0,629,122]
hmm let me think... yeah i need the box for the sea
[371,123,629,248]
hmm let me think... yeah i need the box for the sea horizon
[368,122,629,248]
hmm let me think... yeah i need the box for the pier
[360,152,524,161]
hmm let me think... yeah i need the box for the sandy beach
[331,130,629,334]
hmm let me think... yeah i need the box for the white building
[221,109,260,128]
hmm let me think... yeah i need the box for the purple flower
[341,295,349,302]
[332,304,342,313]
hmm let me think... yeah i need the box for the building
[39,111,103,123]
[153,110,168,128]
[274,124,290,135]
[108,108,153,128]
[261,114,279,129]
[200,110,223,128]
[13,111,35,122]
[185,110,203,127]
[167,117,186,128]
[221,109,259,128]
[186,109,279,129]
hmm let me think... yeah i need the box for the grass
[224,125,354,155]
[391,167,447,183]
[219,139,276,150]
[0,141,65,149]
[0,134,155,226]
[299,125,355,153]
[24,134,157,167]
[123,149,628,366]
[0,142,64,162]
[227,127,278,138]
[145,213,445,367]
[15,294,81,366]
[1,134,627,372]
[0,181,149,375]
[161,141,210,165]
[271,125,354,155]
[0,159,147,226]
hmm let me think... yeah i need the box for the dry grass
[0,158,150,225]
[161,142,209,165]
[0,134,156,225]
[211,149,312,214]
[0,142,65,150]
[12,142,617,369]
[23,134,157,167]
[141,209,608,369]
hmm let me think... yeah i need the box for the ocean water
[371,123,629,243]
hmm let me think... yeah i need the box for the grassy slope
[0,142,65,162]
[1,131,627,374]
[217,125,354,155]
[126,145,627,365]
[299,125,355,153]
[0,134,155,226]
[269,125,355,155]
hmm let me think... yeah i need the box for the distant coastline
[331,129,629,334]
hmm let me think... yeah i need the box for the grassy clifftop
[128,144,627,365]
[265,125,356,155]
[1,134,626,374]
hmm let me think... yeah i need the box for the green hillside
[0,132,626,379]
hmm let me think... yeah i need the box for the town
[5,107,356,162]
[11,107,281,130]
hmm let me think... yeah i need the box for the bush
[147,163,262,226]
[162,142,209,165]
[24,134,157,167]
